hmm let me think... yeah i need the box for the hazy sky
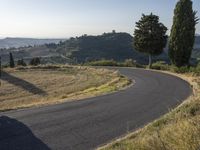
[0,0,199,38]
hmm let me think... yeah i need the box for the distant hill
[1,33,199,65]
[0,33,151,64]
[194,36,200,48]
[56,32,158,64]
[192,48,200,59]
[65,33,144,62]
[0,38,64,49]
[192,36,200,59]
[196,33,200,36]
[46,34,200,63]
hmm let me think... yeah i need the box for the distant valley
[0,38,64,49]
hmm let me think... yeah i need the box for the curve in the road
[0,68,192,150]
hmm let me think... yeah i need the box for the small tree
[17,59,27,66]
[134,13,168,68]
[9,52,15,68]
[169,0,199,67]
[30,57,41,66]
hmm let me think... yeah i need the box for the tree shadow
[1,71,47,96]
[0,116,51,150]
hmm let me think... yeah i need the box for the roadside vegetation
[0,65,131,111]
[85,59,145,68]
[98,0,200,149]
[99,68,200,150]
[151,61,200,75]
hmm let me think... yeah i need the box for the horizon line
[0,32,199,40]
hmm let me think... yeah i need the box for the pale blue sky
[0,0,199,38]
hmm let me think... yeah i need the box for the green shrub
[2,64,9,68]
[170,66,190,73]
[85,59,118,66]
[191,63,200,75]
[170,65,200,75]
[30,57,41,66]
[17,59,27,66]
[151,61,169,71]
[123,59,136,67]
[123,59,145,68]
[85,59,145,68]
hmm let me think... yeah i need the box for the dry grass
[99,72,200,150]
[0,65,131,111]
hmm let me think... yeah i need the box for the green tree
[9,52,15,68]
[134,13,168,68]
[169,0,199,67]
[17,59,27,66]
[30,57,41,66]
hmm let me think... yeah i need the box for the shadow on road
[0,116,50,150]
[1,71,47,96]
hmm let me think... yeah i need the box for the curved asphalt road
[0,68,192,150]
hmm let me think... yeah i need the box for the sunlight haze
[0,0,199,38]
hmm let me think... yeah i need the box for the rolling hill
[192,36,200,59]
[0,33,199,65]
[0,38,63,49]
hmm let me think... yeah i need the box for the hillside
[195,36,200,48]
[0,45,70,65]
[0,38,63,49]
[192,36,200,59]
[0,33,150,64]
[1,33,199,65]
[192,48,200,59]
[60,34,200,63]
[64,33,149,63]
[53,32,168,64]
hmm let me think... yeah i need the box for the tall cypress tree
[169,0,199,67]
[9,52,15,68]
[134,13,168,68]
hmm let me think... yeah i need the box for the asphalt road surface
[0,68,192,150]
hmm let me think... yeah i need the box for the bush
[150,61,200,75]
[2,64,9,68]
[122,59,145,68]
[170,66,190,74]
[123,59,136,67]
[85,59,145,68]
[151,61,170,70]
[169,64,200,76]
[191,63,200,75]
[30,57,41,66]
[17,59,27,66]
[85,60,118,66]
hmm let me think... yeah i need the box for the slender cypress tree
[134,13,168,68]
[9,52,15,68]
[169,0,199,67]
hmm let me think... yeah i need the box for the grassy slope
[99,71,200,150]
[0,65,131,112]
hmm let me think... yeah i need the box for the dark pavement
[0,68,192,150]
